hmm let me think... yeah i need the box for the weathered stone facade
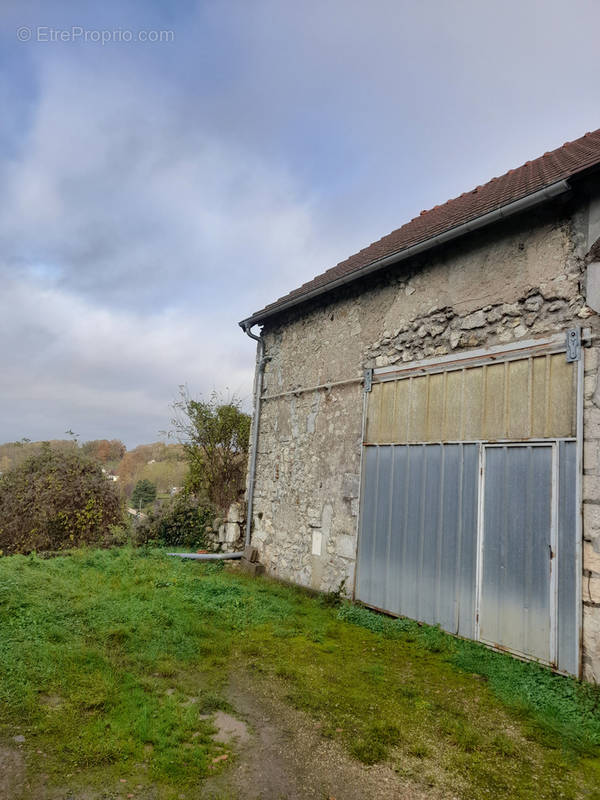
[204,501,246,551]
[248,197,600,681]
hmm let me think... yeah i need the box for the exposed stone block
[335,534,356,560]
[585,375,596,399]
[524,294,543,312]
[584,503,600,535]
[584,407,600,439]
[449,330,462,349]
[583,605,600,683]
[585,575,600,605]
[223,521,241,544]
[460,310,486,329]
[583,474,600,503]
[584,541,600,572]
[227,502,244,524]
[548,300,565,312]
[578,306,595,319]
[584,441,598,472]
[240,560,265,577]
[585,346,599,373]
[244,546,259,563]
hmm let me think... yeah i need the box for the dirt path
[1,680,443,800]
[0,745,26,799]
[199,677,439,800]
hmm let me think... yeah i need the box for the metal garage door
[479,444,554,663]
[356,334,581,674]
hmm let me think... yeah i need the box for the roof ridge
[244,126,600,324]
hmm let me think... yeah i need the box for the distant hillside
[0,439,188,499]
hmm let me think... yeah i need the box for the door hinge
[566,327,581,363]
[363,368,373,393]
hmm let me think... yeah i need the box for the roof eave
[239,178,571,332]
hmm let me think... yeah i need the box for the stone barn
[239,129,600,682]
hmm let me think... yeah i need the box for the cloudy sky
[1,0,599,447]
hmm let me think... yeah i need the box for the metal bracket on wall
[566,328,581,363]
[363,368,373,392]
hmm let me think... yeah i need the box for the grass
[0,547,598,799]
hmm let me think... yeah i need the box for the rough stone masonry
[249,196,600,682]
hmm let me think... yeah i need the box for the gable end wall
[249,199,600,681]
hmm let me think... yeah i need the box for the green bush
[0,445,123,555]
[135,494,212,549]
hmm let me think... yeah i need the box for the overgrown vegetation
[0,390,249,554]
[171,389,251,510]
[135,493,212,549]
[0,548,599,799]
[0,447,123,555]
[337,603,600,757]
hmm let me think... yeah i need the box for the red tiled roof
[243,128,600,326]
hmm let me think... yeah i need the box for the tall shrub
[171,389,251,511]
[0,446,123,555]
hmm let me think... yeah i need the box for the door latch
[566,328,581,363]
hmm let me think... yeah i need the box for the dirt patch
[200,676,441,800]
[0,745,26,800]
[211,712,250,746]
[39,694,64,709]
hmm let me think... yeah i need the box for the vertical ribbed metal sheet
[557,441,578,675]
[479,445,553,663]
[356,443,479,638]
[356,440,578,674]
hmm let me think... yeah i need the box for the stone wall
[204,501,245,552]
[248,199,600,680]
[583,343,600,681]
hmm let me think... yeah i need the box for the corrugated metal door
[479,444,554,663]
[357,443,479,639]
[356,336,580,674]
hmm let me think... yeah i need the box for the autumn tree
[116,447,154,495]
[81,439,126,464]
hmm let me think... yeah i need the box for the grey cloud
[1,0,599,446]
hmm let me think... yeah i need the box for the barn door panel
[478,444,555,664]
[356,443,479,638]
[356,338,580,675]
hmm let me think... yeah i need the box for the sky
[1,0,600,447]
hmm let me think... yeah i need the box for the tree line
[0,392,251,555]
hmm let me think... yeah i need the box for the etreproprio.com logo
[16,26,175,44]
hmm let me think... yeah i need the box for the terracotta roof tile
[247,128,600,323]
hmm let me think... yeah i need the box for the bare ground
[199,676,442,800]
[0,745,26,800]
[1,678,442,800]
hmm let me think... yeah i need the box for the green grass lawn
[0,547,599,799]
